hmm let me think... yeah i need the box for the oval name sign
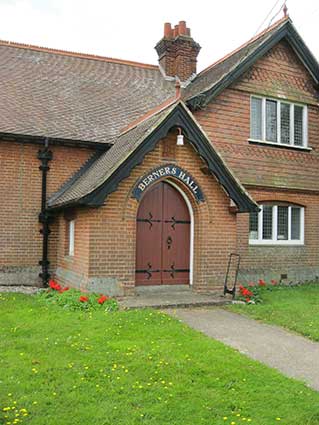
[132,164,204,202]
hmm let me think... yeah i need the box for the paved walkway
[0,285,40,294]
[168,308,319,391]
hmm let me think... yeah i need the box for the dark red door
[136,181,190,286]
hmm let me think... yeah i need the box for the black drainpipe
[38,137,53,287]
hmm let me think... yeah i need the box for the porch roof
[48,101,258,213]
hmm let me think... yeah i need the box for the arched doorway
[136,181,191,286]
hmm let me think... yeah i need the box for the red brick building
[1,16,319,295]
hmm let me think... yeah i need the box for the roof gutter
[0,132,111,150]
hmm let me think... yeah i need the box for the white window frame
[249,204,304,246]
[250,95,308,148]
[68,219,75,256]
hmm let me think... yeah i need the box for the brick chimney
[155,21,201,82]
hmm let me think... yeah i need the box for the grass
[229,283,319,342]
[1,293,319,425]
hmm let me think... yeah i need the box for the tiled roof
[0,17,302,145]
[183,16,290,103]
[0,40,175,143]
[48,102,178,208]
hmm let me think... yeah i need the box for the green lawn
[229,283,319,342]
[1,293,319,425]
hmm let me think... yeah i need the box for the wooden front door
[136,181,190,286]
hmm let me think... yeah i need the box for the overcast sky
[0,0,318,71]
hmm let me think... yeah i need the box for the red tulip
[49,280,57,289]
[79,296,89,302]
[98,295,109,304]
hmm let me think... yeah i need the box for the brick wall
[0,140,94,285]
[55,133,238,294]
[195,40,319,191]
[194,39,319,285]
[55,210,91,289]
[238,40,318,104]
[237,188,319,283]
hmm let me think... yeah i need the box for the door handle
[167,236,172,249]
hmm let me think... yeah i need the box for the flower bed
[237,279,279,304]
[37,280,118,312]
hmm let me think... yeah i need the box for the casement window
[249,204,304,245]
[250,96,308,147]
[67,219,75,256]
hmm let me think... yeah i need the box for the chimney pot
[179,21,187,35]
[164,22,172,38]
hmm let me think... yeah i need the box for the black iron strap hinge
[164,216,190,229]
[163,263,190,278]
[137,212,161,229]
[136,262,160,280]
[136,262,190,280]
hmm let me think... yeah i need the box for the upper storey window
[250,96,308,148]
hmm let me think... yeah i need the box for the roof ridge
[197,15,290,77]
[0,38,159,70]
[120,96,179,135]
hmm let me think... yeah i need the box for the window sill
[248,139,312,151]
[249,240,304,246]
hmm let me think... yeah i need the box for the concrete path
[0,285,40,294]
[168,308,319,391]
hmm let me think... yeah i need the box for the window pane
[277,206,288,240]
[249,211,258,240]
[262,206,273,239]
[266,100,277,142]
[280,103,290,144]
[69,220,75,256]
[291,207,301,240]
[251,97,262,140]
[294,105,303,146]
